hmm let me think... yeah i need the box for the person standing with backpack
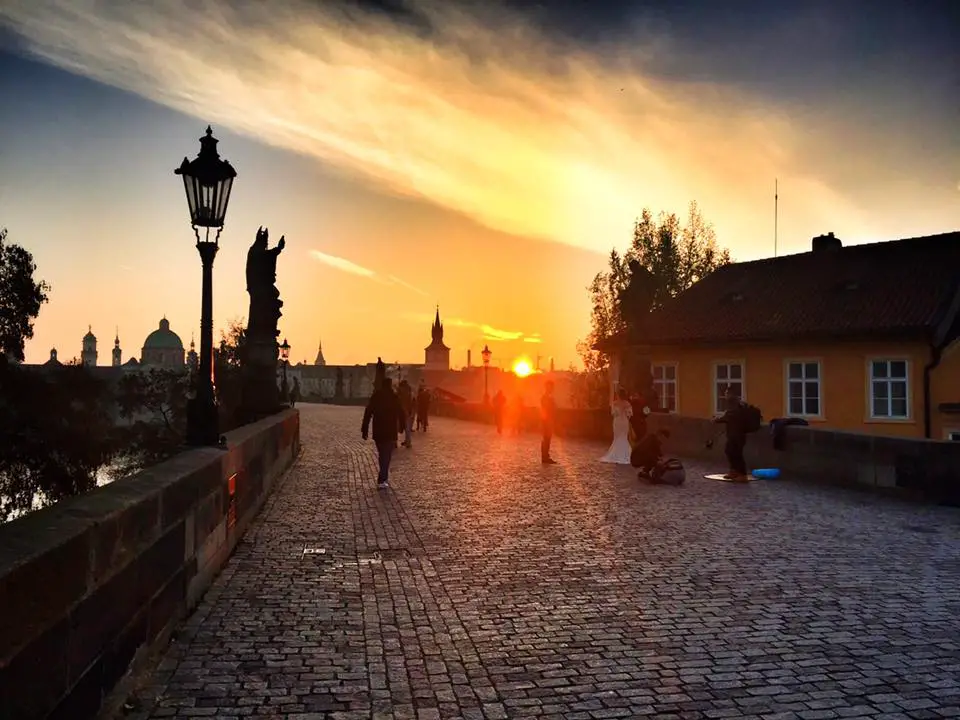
[714,387,762,482]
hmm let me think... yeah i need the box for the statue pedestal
[239,338,282,423]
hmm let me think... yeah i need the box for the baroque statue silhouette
[245,226,285,343]
[240,226,288,421]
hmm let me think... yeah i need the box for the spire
[112,328,122,366]
[431,306,444,344]
[315,337,326,365]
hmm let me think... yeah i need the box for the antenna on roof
[774,178,779,258]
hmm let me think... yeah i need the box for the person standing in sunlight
[492,390,507,434]
[512,394,525,435]
[540,382,558,465]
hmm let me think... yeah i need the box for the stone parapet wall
[433,402,960,505]
[0,409,301,719]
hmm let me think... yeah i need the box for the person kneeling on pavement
[630,428,685,485]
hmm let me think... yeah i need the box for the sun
[512,359,533,377]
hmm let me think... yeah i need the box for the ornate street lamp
[481,344,492,405]
[176,126,237,446]
[279,338,291,404]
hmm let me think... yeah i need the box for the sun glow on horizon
[513,358,533,377]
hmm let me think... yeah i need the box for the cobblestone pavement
[136,404,960,720]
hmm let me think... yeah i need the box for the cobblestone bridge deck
[132,405,960,720]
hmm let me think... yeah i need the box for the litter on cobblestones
[705,473,756,482]
[752,467,781,479]
[301,546,327,555]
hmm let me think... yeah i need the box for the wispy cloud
[523,336,542,343]
[402,312,526,342]
[0,0,900,258]
[387,274,430,298]
[480,325,523,342]
[309,250,376,279]
[310,249,427,295]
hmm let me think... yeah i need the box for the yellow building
[605,231,960,440]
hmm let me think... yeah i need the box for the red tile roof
[623,231,960,346]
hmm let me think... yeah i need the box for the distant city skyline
[1,0,957,367]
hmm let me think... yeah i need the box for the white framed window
[713,361,744,414]
[869,359,910,419]
[786,360,821,417]
[651,363,678,413]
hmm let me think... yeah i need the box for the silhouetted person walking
[289,377,300,407]
[397,379,414,448]
[362,377,406,488]
[416,384,430,432]
[492,389,506,434]
[540,381,557,464]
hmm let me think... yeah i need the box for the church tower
[187,335,198,369]
[81,326,98,367]
[112,329,122,367]
[315,338,326,366]
[424,306,451,371]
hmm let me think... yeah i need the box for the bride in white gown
[600,389,634,464]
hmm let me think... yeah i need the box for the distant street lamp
[176,126,237,446]
[279,338,291,404]
[481,344,492,405]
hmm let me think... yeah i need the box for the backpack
[652,458,685,486]
[743,403,763,433]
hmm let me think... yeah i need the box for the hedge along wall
[0,408,301,719]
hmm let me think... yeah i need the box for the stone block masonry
[121,406,960,718]
[0,408,300,719]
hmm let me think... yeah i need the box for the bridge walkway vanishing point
[126,404,960,720]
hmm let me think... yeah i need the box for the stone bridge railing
[432,402,960,506]
[0,409,300,719]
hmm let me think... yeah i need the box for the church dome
[83,326,96,342]
[143,318,184,351]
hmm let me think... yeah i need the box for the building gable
[626,231,960,346]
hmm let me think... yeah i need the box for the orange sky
[1,0,957,368]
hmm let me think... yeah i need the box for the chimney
[550,357,555,373]
[812,232,842,252]
[467,349,472,368]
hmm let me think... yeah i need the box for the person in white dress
[600,388,634,464]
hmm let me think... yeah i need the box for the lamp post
[176,126,237,446]
[279,338,290,404]
[481,344,492,405]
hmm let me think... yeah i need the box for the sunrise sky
[0,0,957,367]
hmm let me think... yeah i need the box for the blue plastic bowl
[752,468,781,479]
